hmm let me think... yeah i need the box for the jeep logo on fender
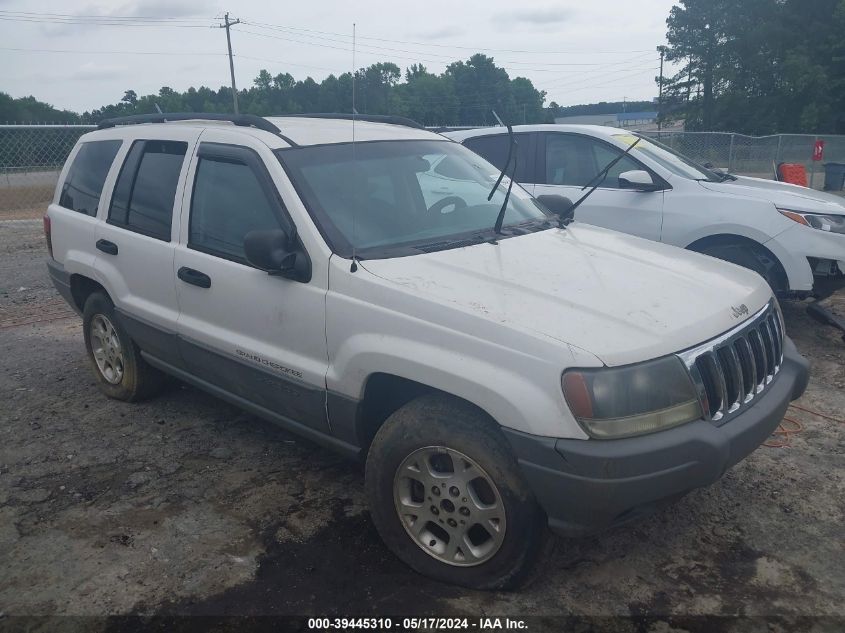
[731,304,750,319]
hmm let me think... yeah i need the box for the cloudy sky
[1,0,677,114]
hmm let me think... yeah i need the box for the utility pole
[218,12,241,114]
[657,46,666,131]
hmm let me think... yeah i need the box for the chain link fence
[0,124,95,216]
[3,125,845,217]
[642,131,845,190]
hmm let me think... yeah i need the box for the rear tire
[82,292,164,401]
[365,394,547,590]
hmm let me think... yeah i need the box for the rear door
[96,128,200,368]
[533,132,665,241]
[173,129,330,434]
[48,139,123,275]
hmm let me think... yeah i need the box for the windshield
[612,133,722,182]
[276,140,549,258]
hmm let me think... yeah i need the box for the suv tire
[365,393,547,589]
[82,292,164,401]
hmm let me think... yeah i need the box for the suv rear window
[59,140,121,216]
[108,140,188,241]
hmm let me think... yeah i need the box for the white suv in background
[46,113,808,589]
[447,125,845,298]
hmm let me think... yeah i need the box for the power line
[241,19,654,55]
[233,27,647,75]
[551,69,660,96]
[0,16,214,28]
[543,61,658,90]
[0,9,658,56]
[0,9,212,21]
[235,55,338,73]
[236,24,647,68]
[0,46,226,56]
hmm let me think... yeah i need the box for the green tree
[663,0,845,133]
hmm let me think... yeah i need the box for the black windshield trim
[346,224,553,260]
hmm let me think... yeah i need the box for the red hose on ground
[764,403,844,448]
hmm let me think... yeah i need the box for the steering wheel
[427,196,468,215]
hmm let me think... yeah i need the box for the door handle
[177,266,211,289]
[96,239,118,255]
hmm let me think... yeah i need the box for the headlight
[778,209,845,234]
[562,356,703,439]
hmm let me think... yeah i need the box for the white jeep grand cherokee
[45,113,809,589]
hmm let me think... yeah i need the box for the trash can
[823,163,845,191]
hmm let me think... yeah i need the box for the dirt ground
[1,215,843,630]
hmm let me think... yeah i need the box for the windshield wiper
[414,233,495,253]
[566,137,642,218]
[488,111,518,235]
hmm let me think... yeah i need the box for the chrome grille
[677,301,784,423]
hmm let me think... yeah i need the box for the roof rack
[280,113,425,130]
[97,112,278,132]
[96,112,298,146]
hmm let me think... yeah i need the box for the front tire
[697,241,787,294]
[82,292,164,401]
[365,394,547,590]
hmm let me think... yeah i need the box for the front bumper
[504,336,810,536]
[766,223,845,295]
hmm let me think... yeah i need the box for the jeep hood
[698,176,845,215]
[360,225,773,367]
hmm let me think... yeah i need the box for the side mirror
[536,194,575,225]
[618,170,661,191]
[244,228,311,282]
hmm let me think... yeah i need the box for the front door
[173,129,330,434]
[533,132,664,242]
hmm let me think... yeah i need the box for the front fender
[662,188,810,292]
[325,259,599,439]
[326,333,590,439]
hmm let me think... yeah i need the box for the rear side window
[189,157,281,262]
[59,140,121,216]
[463,134,534,182]
[108,140,188,241]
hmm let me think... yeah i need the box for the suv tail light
[43,214,54,259]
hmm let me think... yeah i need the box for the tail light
[43,214,54,259]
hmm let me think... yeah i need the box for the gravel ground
[1,218,843,629]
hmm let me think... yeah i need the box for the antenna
[350,22,358,273]
[352,23,357,121]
